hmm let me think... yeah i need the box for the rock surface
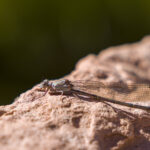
[1,37,150,150]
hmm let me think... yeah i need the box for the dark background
[1,0,150,105]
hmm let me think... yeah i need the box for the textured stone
[1,36,150,150]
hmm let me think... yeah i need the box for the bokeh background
[1,0,150,105]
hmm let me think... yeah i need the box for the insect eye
[43,79,48,83]
[40,79,49,88]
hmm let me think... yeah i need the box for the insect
[38,79,150,110]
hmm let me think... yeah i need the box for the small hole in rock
[72,117,81,128]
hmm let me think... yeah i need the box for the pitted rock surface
[1,36,150,150]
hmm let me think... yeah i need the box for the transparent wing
[71,80,106,90]
[71,80,150,102]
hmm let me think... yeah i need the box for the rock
[1,36,150,150]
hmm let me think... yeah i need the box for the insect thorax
[51,79,72,92]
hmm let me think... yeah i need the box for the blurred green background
[0,0,150,105]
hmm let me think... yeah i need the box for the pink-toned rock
[1,36,150,150]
